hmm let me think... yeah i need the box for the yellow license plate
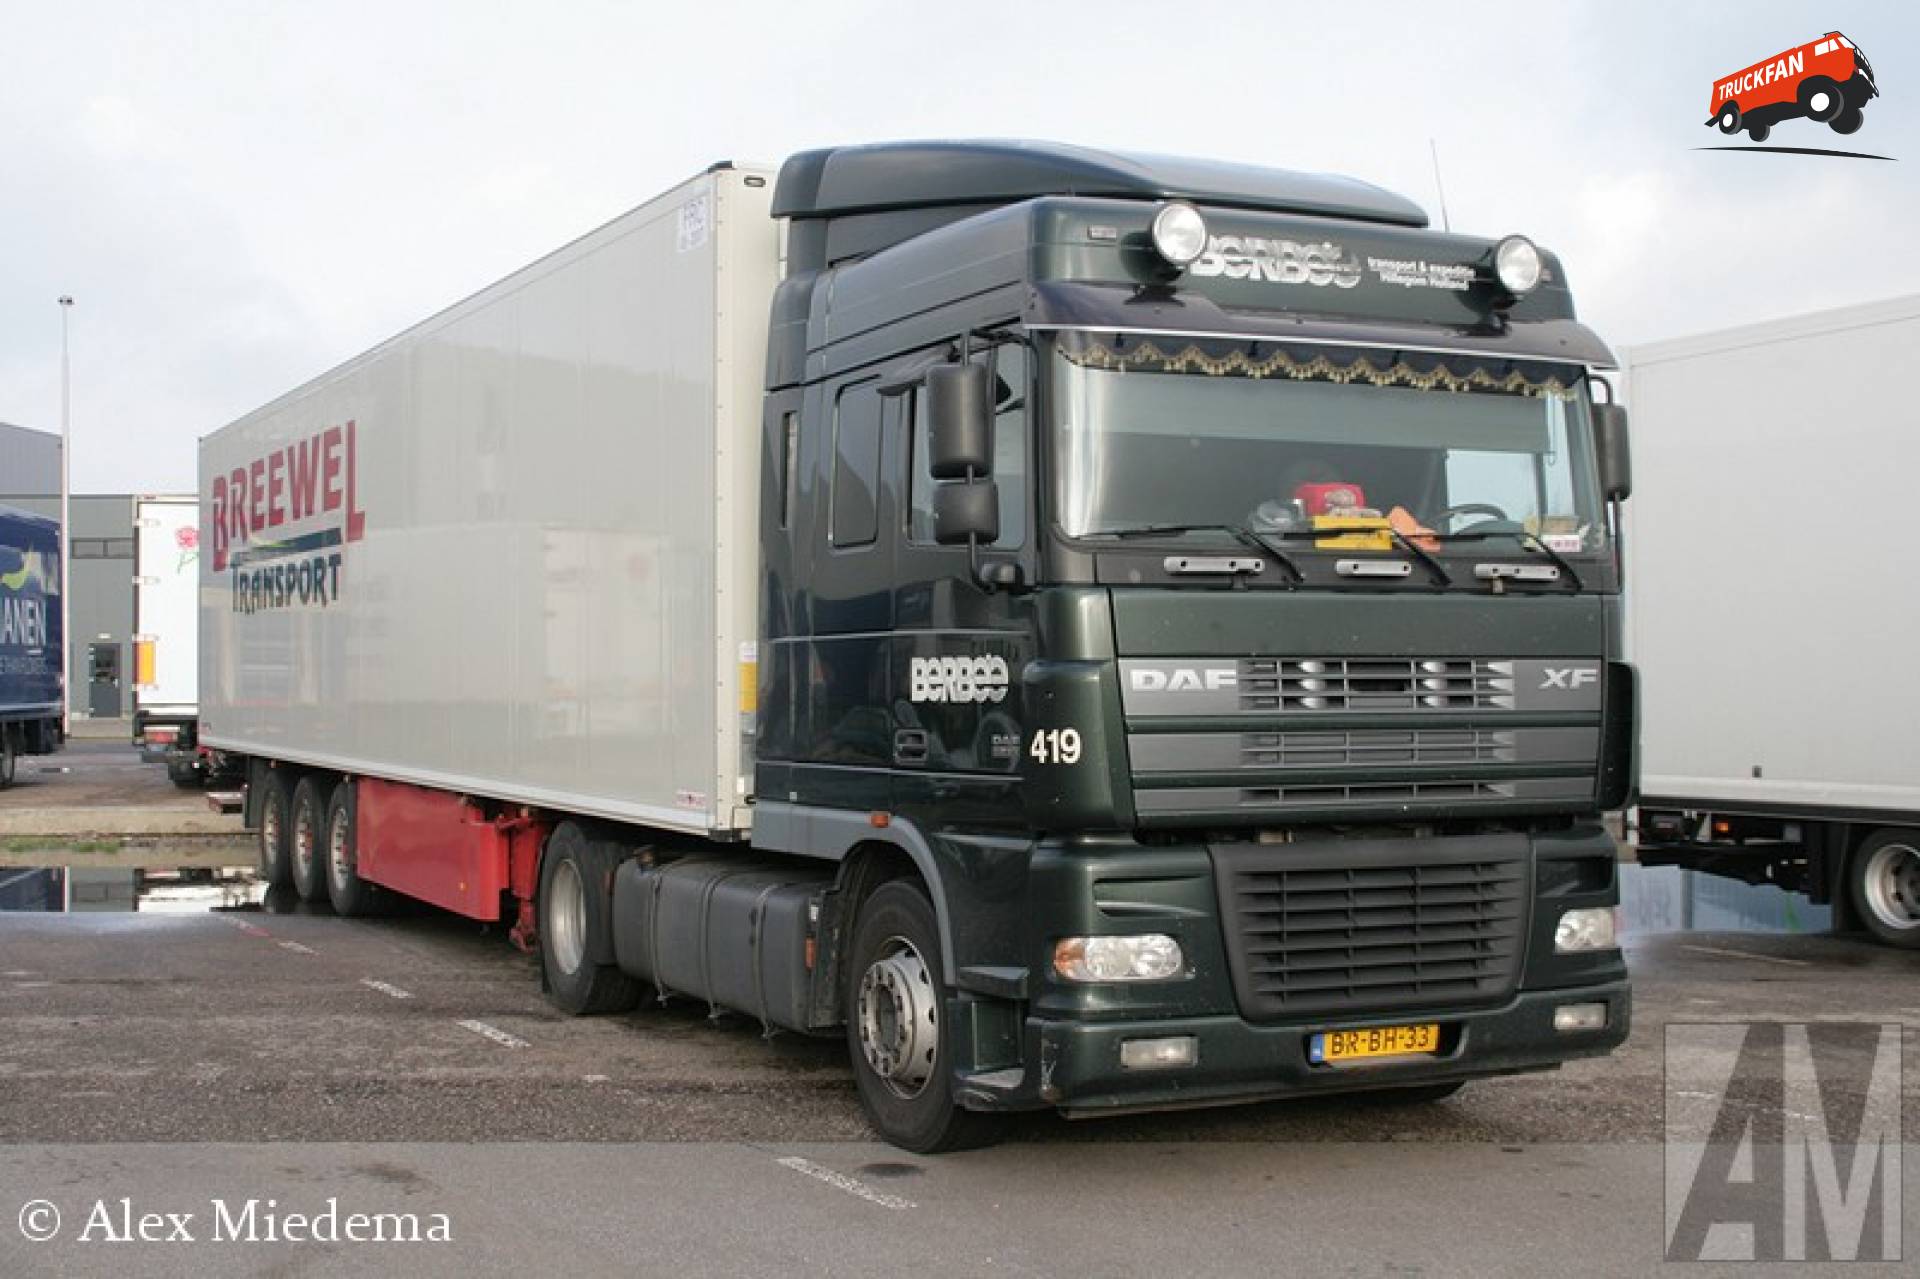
[1310,1023,1441,1064]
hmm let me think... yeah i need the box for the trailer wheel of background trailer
[1848,830,1920,948]
[0,727,15,788]
[288,776,333,903]
[255,769,294,888]
[323,781,385,917]
[846,880,1006,1153]
[538,823,643,1015]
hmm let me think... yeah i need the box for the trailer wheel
[289,776,332,903]
[1798,76,1843,122]
[0,727,15,789]
[1716,103,1740,134]
[846,880,1005,1153]
[1848,830,1920,948]
[323,781,384,917]
[1830,106,1864,136]
[256,769,294,888]
[538,823,643,1015]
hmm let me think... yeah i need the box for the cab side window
[831,382,881,548]
[908,343,1028,546]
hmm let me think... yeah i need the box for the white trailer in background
[1626,294,1920,947]
[131,495,204,784]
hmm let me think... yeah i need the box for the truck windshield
[1048,331,1606,554]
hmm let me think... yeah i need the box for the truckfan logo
[1702,30,1888,158]
[909,654,1010,704]
[209,419,369,613]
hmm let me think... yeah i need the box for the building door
[88,643,122,718]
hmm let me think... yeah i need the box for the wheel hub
[1863,843,1920,930]
[858,938,937,1099]
[546,858,588,976]
[328,815,350,893]
[293,808,315,879]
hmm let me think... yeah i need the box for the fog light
[1492,234,1543,294]
[1554,906,1617,954]
[1150,201,1209,267]
[1054,934,1185,982]
[1120,1035,1199,1070]
[1553,1002,1608,1033]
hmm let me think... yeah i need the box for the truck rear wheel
[846,880,1005,1153]
[289,776,332,903]
[256,770,294,888]
[1716,103,1740,134]
[538,823,643,1015]
[1849,830,1920,948]
[323,781,384,917]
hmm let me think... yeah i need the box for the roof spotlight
[1491,235,1544,296]
[1150,202,1209,268]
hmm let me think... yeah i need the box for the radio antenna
[1429,138,1452,233]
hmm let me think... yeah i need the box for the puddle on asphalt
[0,867,263,913]
[1618,863,1829,936]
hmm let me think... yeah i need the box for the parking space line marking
[775,1157,916,1210]
[278,941,316,955]
[1680,943,1812,967]
[457,1019,529,1049]
[361,979,414,1000]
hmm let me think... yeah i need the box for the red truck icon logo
[1708,31,1878,142]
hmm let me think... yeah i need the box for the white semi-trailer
[132,495,205,783]
[204,144,1636,1149]
[1628,294,1920,947]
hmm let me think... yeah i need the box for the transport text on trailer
[201,141,1636,1151]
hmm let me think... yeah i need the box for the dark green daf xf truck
[222,139,1634,1154]
[726,141,1634,1150]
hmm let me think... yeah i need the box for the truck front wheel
[256,770,293,888]
[538,823,642,1014]
[846,880,1005,1153]
[1849,830,1920,948]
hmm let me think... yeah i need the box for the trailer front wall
[200,169,777,834]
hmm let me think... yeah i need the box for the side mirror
[926,363,993,479]
[933,480,1000,546]
[1591,402,1632,502]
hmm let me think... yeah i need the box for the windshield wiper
[1091,524,1304,584]
[1257,525,1453,587]
[1431,529,1584,590]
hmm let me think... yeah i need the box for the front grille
[1212,836,1529,1020]
[1240,657,1515,714]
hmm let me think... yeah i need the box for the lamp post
[58,295,73,735]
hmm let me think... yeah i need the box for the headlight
[1054,934,1185,982]
[1150,202,1208,268]
[1554,906,1618,954]
[1492,234,1543,295]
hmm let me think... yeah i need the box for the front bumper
[1016,979,1630,1116]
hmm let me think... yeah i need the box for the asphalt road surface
[1,895,1918,1275]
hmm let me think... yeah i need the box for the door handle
[893,729,929,766]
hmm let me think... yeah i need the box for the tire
[1716,103,1740,135]
[167,757,201,789]
[0,728,15,789]
[1848,830,1920,949]
[255,769,294,888]
[1830,107,1864,135]
[846,880,1006,1153]
[1746,121,1771,143]
[323,780,384,917]
[538,823,643,1015]
[289,775,332,903]
[1798,76,1843,122]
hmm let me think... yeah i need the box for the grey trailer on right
[1626,293,1920,947]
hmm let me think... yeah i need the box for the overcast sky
[1,0,1914,493]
